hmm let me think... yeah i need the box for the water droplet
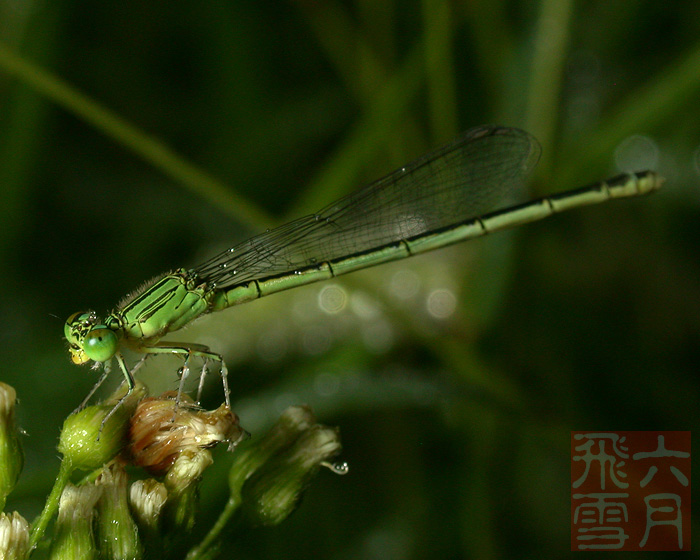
[325,461,349,475]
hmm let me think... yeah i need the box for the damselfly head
[64,311,118,365]
[65,312,92,365]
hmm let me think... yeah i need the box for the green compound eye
[83,327,118,362]
[64,311,95,343]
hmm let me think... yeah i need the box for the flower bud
[231,406,343,526]
[129,479,167,550]
[163,450,213,533]
[95,463,142,560]
[58,406,129,471]
[58,383,147,471]
[129,478,167,531]
[0,511,29,560]
[0,383,22,507]
[228,405,317,497]
[48,484,102,560]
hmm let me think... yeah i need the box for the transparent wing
[194,125,541,288]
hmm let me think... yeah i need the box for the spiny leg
[75,353,151,420]
[192,357,229,407]
[196,359,209,404]
[220,360,230,409]
[74,360,113,415]
[192,355,230,408]
[130,353,150,376]
[139,342,231,409]
[176,355,193,407]
[99,353,135,436]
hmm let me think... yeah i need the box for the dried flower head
[129,392,246,475]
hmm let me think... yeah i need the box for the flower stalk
[0,383,23,510]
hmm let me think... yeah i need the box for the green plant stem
[461,0,512,105]
[423,0,458,141]
[557,40,700,187]
[186,495,241,560]
[29,458,73,551]
[525,0,574,174]
[0,41,271,231]
[283,42,424,219]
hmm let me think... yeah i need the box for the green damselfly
[65,125,663,420]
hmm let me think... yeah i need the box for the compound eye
[83,328,118,362]
[64,311,96,342]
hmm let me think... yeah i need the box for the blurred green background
[0,0,698,558]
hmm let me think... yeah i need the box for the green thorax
[111,268,217,343]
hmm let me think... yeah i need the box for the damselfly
[65,125,663,420]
